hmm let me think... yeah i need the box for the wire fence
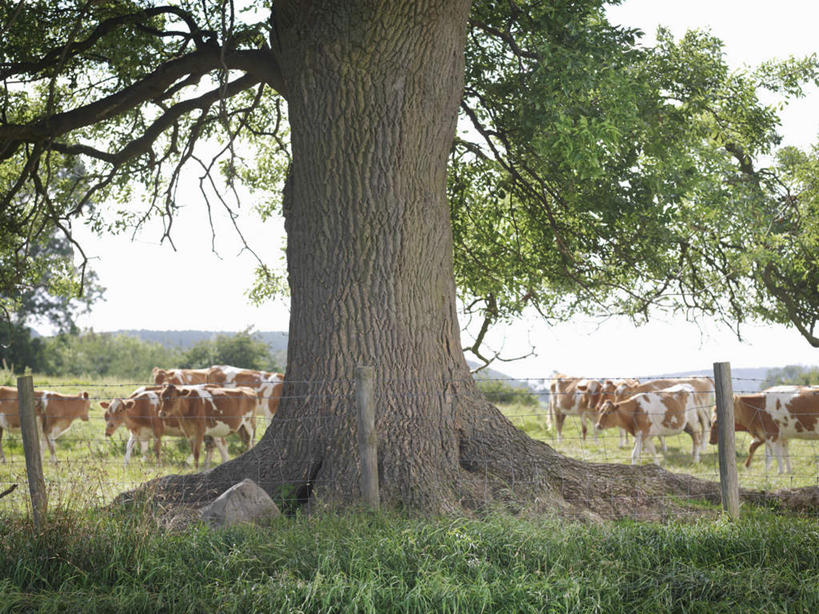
[1,371,818,518]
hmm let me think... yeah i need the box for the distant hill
[112,329,779,394]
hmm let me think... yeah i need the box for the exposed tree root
[116,402,817,522]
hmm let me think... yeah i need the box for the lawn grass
[0,508,816,613]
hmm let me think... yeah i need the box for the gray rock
[199,479,281,527]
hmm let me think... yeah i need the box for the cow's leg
[124,433,136,466]
[587,414,599,443]
[631,432,643,465]
[215,437,230,464]
[45,437,57,463]
[644,436,659,464]
[191,436,202,470]
[658,436,667,453]
[745,439,764,468]
[555,411,566,443]
[618,428,628,448]
[138,439,150,462]
[0,427,5,463]
[579,415,588,441]
[783,440,792,474]
[153,436,162,464]
[684,423,700,463]
[770,441,786,474]
[698,409,711,452]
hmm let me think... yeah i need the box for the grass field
[501,403,819,492]
[1,375,818,612]
[0,508,817,612]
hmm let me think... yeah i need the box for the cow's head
[576,379,602,411]
[595,400,620,431]
[152,367,167,385]
[79,391,90,421]
[158,384,193,418]
[597,380,618,410]
[101,398,133,436]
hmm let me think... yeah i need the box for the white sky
[72,0,819,380]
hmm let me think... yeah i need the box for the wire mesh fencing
[1,370,818,518]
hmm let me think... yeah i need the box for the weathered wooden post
[713,362,740,520]
[17,375,48,528]
[355,365,379,509]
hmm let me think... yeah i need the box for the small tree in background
[762,365,819,388]
[181,328,278,372]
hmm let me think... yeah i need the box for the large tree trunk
[130,1,794,519]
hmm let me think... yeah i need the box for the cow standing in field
[157,384,257,470]
[102,386,226,466]
[709,386,819,474]
[595,383,702,465]
[206,366,284,424]
[549,375,603,442]
[612,377,714,452]
[0,386,90,462]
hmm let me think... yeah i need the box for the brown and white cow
[613,377,714,452]
[0,386,90,462]
[595,383,702,465]
[157,384,257,469]
[206,366,284,425]
[152,367,210,385]
[255,374,284,424]
[708,386,819,474]
[549,375,603,442]
[598,378,640,447]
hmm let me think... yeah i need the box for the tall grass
[0,509,816,613]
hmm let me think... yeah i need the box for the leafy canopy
[1,0,819,372]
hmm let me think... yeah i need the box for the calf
[39,390,91,461]
[103,387,232,467]
[709,386,819,474]
[0,386,89,462]
[595,384,701,465]
[157,384,257,469]
[549,375,603,442]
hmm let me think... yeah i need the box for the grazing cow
[613,377,714,452]
[549,375,603,442]
[152,367,210,385]
[708,386,819,474]
[0,386,90,462]
[157,384,257,469]
[101,386,224,466]
[595,383,702,464]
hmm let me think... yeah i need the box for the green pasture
[501,404,819,492]
[0,508,817,613]
[1,375,818,517]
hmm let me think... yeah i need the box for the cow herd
[549,375,819,473]
[0,365,283,470]
[1,369,817,476]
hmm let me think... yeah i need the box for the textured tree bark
[125,1,813,520]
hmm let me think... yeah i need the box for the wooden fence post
[17,375,48,528]
[713,362,740,520]
[356,366,379,509]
